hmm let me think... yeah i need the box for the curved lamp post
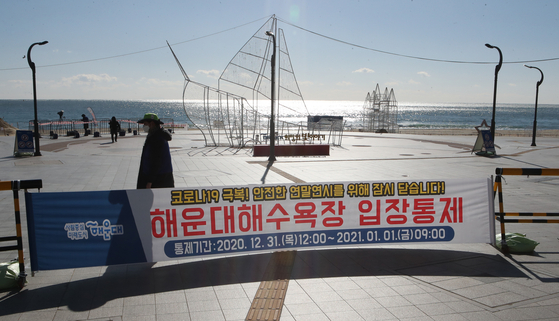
[265,31,276,162]
[485,43,502,141]
[27,41,48,156]
[525,65,544,147]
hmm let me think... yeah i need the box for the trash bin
[119,130,126,137]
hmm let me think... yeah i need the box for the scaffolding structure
[362,84,398,133]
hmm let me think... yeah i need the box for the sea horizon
[1,99,558,131]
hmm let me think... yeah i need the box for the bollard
[493,174,509,254]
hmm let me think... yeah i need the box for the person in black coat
[136,113,174,189]
[81,114,89,136]
[109,116,120,143]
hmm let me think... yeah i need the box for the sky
[1,0,559,104]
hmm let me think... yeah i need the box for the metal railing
[29,118,177,137]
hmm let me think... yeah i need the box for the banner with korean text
[25,178,494,271]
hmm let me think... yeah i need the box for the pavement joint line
[40,140,90,152]
[504,256,559,280]
[402,273,509,312]
[39,136,134,152]
[13,159,64,166]
[398,252,559,311]
[344,134,475,150]
[485,292,559,311]
[499,145,559,157]
[251,156,478,164]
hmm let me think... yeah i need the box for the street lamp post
[27,41,48,156]
[525,65,544,147]
[265,31,276,162]
[485,43,502,141]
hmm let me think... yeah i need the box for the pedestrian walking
[109,116,120,143]
[136,113,174,189]
[82,114,89,136]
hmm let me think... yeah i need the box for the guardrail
[29,118,178,137]
[493,168,559,253]
[0,179,42,289]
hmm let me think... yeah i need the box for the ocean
[1,99,558,131]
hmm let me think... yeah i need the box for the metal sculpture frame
[362,84,398,133]
[168,15,344,148]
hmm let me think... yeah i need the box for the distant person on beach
[57,110,64,120]
[109,116,120,143]
[82,114,89,136]
[136,113,174,189]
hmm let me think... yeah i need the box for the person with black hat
[136,113,174,189]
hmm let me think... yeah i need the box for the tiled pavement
[0,129,558,320]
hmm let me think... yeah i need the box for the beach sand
[0,118,17,136]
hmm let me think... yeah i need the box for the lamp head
[265,31,274,36]
[525,65,534,69]
[485,43,494,49]
[39,41,48,45]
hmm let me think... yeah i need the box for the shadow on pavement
[0,248,529,315]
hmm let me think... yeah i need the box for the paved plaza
[0,129,558,320]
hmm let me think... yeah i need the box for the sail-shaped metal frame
[168,15,345,148]
[168,42,258,147]
[277,28,310,117]
[219,16,276,106]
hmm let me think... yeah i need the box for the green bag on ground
[496,233,539,253]
[0,259,20,290]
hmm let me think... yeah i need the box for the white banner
[127,178,494,262]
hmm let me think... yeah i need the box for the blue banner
[25,190,147,271]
